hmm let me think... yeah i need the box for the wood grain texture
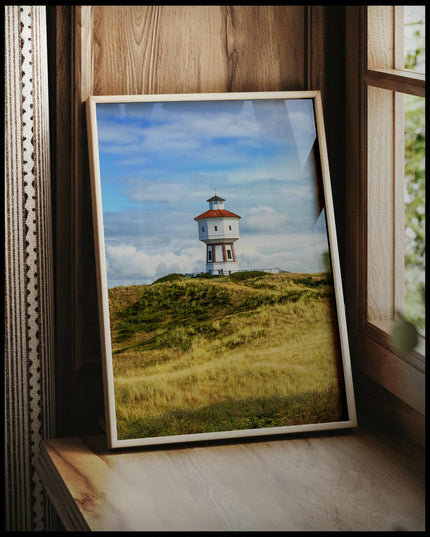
[367,85,395,322]
[345,6,367,333]
[37,433,425,532]
[307,6,326,102]
[364,68,425,97]
[323,7,347,272]
[367,6,395,70]
[72,6,102,374]
[353,368,425,452]
[47,6,77,436]
[86,5,306,96]
[354,327,425,415]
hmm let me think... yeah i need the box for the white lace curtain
[4,5,55,531]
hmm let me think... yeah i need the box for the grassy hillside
[107,271,347,440]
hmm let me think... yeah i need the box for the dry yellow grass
[110,275,344,434]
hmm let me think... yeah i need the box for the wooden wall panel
[49,5,328,437]
[82,5,306,97]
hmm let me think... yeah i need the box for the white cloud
[105,243,204,287]
[242,206,288,232]
[104,222,329,287]
[122,177,210,205]
[236,228,329,273]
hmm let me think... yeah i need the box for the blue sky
[95,97,330,287]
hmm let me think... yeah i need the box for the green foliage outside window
[403,10,425,332]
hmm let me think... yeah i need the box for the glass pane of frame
[87,91,357,448]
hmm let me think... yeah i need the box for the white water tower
[194,195,241,275]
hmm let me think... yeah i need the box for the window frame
[345,5,425,415]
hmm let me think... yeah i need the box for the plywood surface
[35,431,425,532]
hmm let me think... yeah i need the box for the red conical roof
[194,209,241,220]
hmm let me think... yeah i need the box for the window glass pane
[404,93,425,331]
[404,6,425,74]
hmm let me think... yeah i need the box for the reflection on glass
[404,93,425,331]
[404,6,425,74]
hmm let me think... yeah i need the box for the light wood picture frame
[86,91,357,449]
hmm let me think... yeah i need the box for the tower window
[229,225,232,230]
[214,226,218,231]
[227,250,232,259]
[202,226,205,232]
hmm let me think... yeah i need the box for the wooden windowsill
[34,429,425,532]
[368,318,425,364]
[351,323,425,416]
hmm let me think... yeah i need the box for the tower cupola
[207,195,225,210]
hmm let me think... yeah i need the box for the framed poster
[86,91,357,449]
